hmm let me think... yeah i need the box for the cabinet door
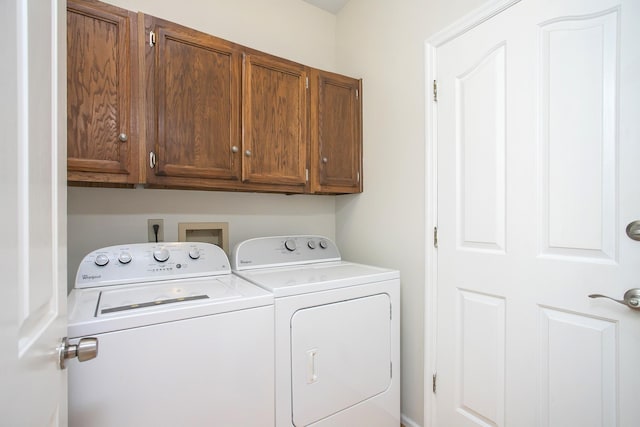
[67,0,139,185]
[144,16,242,188]
[242,53,308,192]
[310,70,362,194]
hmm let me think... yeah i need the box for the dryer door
[290,293,391,426]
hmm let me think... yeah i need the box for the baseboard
[401,413,421,427]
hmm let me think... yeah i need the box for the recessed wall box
[178,222,229,254]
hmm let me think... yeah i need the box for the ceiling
[301,0,350,14]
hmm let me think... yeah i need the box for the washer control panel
[232,235,341,270]
[75,242,230,289]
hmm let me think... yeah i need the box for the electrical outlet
[147,219,164,243]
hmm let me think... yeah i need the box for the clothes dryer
[232,235,400,427]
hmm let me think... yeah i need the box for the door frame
[423,1,521,425]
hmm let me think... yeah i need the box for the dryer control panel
[232,235,341,270]
[75,242,230,289]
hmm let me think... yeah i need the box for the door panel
[147,17,242,182]
[539,10,618,261]
[455,290,505,426]
[434,0,639,426]
[0,0,67,424]
[67,0,138,183]
[242,53,308,187]
[310,71,362,194]
[456,43,506,253]
[539,308,617,426]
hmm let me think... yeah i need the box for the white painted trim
[423,1,522,426]
[423,39,438,427]
[402,413,422,427]
[428,0,522,48]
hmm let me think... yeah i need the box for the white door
[432,0,640,425]
[0,0,68,424]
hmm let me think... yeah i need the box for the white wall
[67,0,339,284]
[333,0,486,425]
[68,187,336,287]
[107,0,337,69]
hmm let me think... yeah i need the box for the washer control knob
[284,239,297,252]
[189,248,200,260]
[319,239,328,249]
[307,240,316,249]
[153,248,170,262]
[94,254,109,267]
[118,252,132,264]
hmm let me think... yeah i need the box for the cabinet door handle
[118,133,128,142]
[322,157,328,163]
[231,146,239,153]
[245,150,252,157]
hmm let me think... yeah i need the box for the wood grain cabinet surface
[67,0,362,194]
[67,0,139,186]
[143,15,243,190]
[242,53,309,193]
[310,70,362,194]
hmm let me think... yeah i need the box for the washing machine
[67,242,274,427]
[232,235,400,427]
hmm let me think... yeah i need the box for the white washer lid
[68,275,273,338]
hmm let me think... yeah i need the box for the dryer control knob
[118,252,132,264]
[153,248,170,262]
[307,240,316,249]
[188,248,200,260]
[94,254,109,267]
[285,239,297,252]
[319,239,328,249]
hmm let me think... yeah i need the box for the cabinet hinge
[305,76,309,89]
[305,168,309,182]
[433,226,438,248]
[149,151,157,169]
[355,89,359,99]
[149,30,156,47]
[433,373,437,393]
[357,171,360,183]
[433,80,438,102]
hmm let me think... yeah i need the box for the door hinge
[356,89,359,99]
[149,151,157,169]
[305,168,309,182]
[433,373,437,393]
[357,171,360,183]
[433,80,438,102]
[433,226,438,248]
[149,30,156,47]
[305,76,309,89]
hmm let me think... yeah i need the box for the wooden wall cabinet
[67,0,139,186]
[143,15,243,190]
[310,70,363,194]
[67,0,361,195]
[242,53,309,193]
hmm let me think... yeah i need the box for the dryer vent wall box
[67,242,274,426]
[232,235,401,427]
[178,221,229,254]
